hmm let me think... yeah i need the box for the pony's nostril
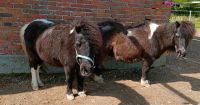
[84,66,91,72]
[177,50,181,54]
[182,52,186,57]
[80,65,91,76]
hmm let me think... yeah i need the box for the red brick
[62,16,73,20]
[8,45,22,49]
[47,15,63,19]
[86,12,96,17]
[71,12,86,17]
[0,13,13,17]
[0,0,171,54]
[96,13,110,17]
[121,0,133,3]
[91,1,107,5]
[0,50,15,54]
[95,5,110,9]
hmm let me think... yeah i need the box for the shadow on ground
[1,39,200,105]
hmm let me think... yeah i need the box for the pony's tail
[19,23,30,56]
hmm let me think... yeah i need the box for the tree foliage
[172,0,200,16]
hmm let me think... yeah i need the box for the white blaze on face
[149,23,159,39]
[69,27,75,34]
[127,30,133,36]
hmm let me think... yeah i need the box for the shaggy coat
[97,20,195,86]
[125,21,195,86]
[20,19,102,100]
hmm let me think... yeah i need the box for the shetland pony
[20,19,102,100]
[98,20,195,87]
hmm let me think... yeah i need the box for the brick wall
[0,0,171,55]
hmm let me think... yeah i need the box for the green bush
[172,0,200,16]
[170,14,200,28]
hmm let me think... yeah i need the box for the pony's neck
[151,23,175,56]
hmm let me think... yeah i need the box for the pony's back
[20,19,55,54]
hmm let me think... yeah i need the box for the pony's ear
[69,26,81,34]
[69,27,75,34]
[75,26,81,33]
[175,21,180,28]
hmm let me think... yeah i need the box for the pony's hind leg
[30,61,44,90]
[93,65,104,83]
[31,67,39,90]
[36,65,44,86]
[94,74,104,83]
[141,59,153,87]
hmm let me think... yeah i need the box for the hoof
[38,81,44,87]
[67,94,74,100]
[31,83,39,91]
[78,91,87,97]
[94,75,104,83]
[141,79,150,87]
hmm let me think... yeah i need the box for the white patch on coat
[94,75,104,83]
[19,23,30,56]
[149,23,159,39]
[20,23,29,43]
[33,19,54,24]
[41,27,54,38]
[69,27,75,34]
[31,67,38,90]
[127,30,133,36]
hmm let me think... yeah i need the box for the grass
[170,14,200,28]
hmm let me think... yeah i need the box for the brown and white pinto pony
[98,20,195,87]
[20,19,102,100]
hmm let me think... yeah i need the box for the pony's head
[173,21,195,57]
[70,19,102,76]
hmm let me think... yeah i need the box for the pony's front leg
[76,69,86,97]
[141,59,153,87]
[64,66,75,100]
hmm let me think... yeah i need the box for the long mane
[70,19,103,52]
[179,21,195,41]
[154,21,195,55]
[160,21,195,40]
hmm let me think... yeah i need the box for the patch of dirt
[1,39,200,105]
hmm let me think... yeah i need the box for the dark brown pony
[98,20,195,87]
[20,19,102,100]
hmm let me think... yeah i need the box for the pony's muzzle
[80,60,93,76]
[176,48,186,58]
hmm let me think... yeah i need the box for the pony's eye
[75,42,81,48]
